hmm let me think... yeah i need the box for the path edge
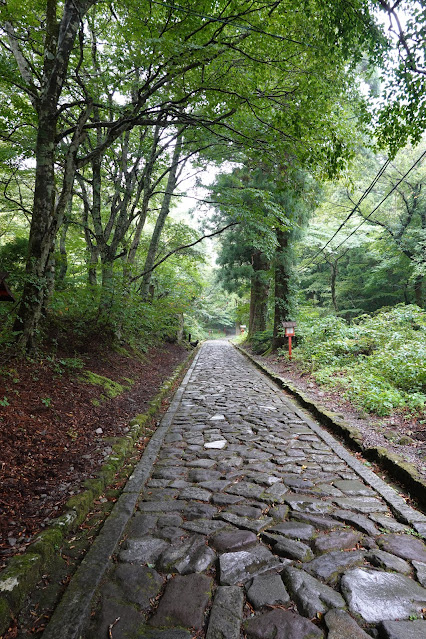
[0,345,200,637]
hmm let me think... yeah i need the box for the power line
[302,157,391,267]
[303,148,426,269]
[148,0,312,47]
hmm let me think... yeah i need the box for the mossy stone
[0,597,12,635]
[0,553,43,611]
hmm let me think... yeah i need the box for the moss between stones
[0,346,198,636]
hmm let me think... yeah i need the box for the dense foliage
[286,305,426,416]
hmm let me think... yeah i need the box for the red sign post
[281,322,297,360]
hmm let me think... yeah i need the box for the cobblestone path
[43,341,426,639]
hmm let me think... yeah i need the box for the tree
[0,0,386,349]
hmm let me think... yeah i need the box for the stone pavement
[42,341,426,639]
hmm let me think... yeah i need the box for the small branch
[130,221,239,284]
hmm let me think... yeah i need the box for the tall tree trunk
[249,250,270,336]
[414,274,424,308]
[11,0,95,350]
[272,228,293,351]
[139,136,183,299]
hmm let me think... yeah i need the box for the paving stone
[226,482,263,499]
[219,546,284,585]
[199,480,232,491]
[112,563,163,609]
[284,495,333,514]
[246,573,290,609]
[268,505,290,521]
[332,479,375,496]
[304,550,366,584]
[341,567,426,623]
[227,504,264,518]
[333,496,388,513]
[139,500,188,513]
[178,487,212,501]
[324,609,371,639]
[85,597,146,639]
[204,440,227,449]
[366,549,411,574]
[260,483,289,503]
[141,630,192,639]
[158,534,216,574]
[149,573,213,629]
[265,521,315,540]
[184,503,217,519]
[206,586,244,639]
[313,530,361,554]
[333,509,378,536]
[210,530,258,552]
[158,526,187,541]
[283,566,345,617]
[413,560,426,587]
[187,459,218,468]
[217,512,274,533]
[181,519,230,535]
[369,514,410,533]
[379,619,426,639]
[126,513,158,537]
[244,608,323,639]
[188,469,222,482]
[377,533,426,562]
[118,536,169,564]
[158,514,183,528]
[212,493,242,505]
[291,512,344,530]
[272,537,314,562]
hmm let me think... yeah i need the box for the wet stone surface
[83,341,426,638]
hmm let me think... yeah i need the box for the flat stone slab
[139,500,188,513]
[366,550,411,574]
[333,510,378,536]
[204,440,227,449]
[244,609,323,639]
[324,609,371,639]
[206,586,244,639]
[181,519,229,535]
[149,573,213,629]
[118,536,169,564]
[226,482,264,499]
[378,533,426,562]
[246,573,290,609]
[283,566,345,618]
[284,495,333,515]
[379,619,426,639]
[332,479,375,496]
[178,487,212,501]
[219,546,284,585]
[265,522,315,540]
[158,534,216,574]
[110,563,163,609]
[341,568,426,623]
[272,538,314,562]
[217,512,273,533]
[413,560,426,587]
[305,550,366,584]
[210,530,258,552]
[333,496,388,513]
[313,530,361,554]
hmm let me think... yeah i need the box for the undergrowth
[279,305,426,417]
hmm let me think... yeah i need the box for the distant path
[43,340,426,639]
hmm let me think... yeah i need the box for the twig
[108,616,120,638]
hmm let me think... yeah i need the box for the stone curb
[40,345,202,639]
[234,344,426,523]
[0,346,199,637]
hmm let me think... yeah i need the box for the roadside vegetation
[282,305,426,418]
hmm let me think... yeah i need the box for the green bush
[289,305,426,416]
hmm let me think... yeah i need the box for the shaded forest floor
[244,347,426,487]
[0,340,188,568]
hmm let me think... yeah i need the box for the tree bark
[249,250,270,336]
[139,135,183,299]
[272,228,293,351]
